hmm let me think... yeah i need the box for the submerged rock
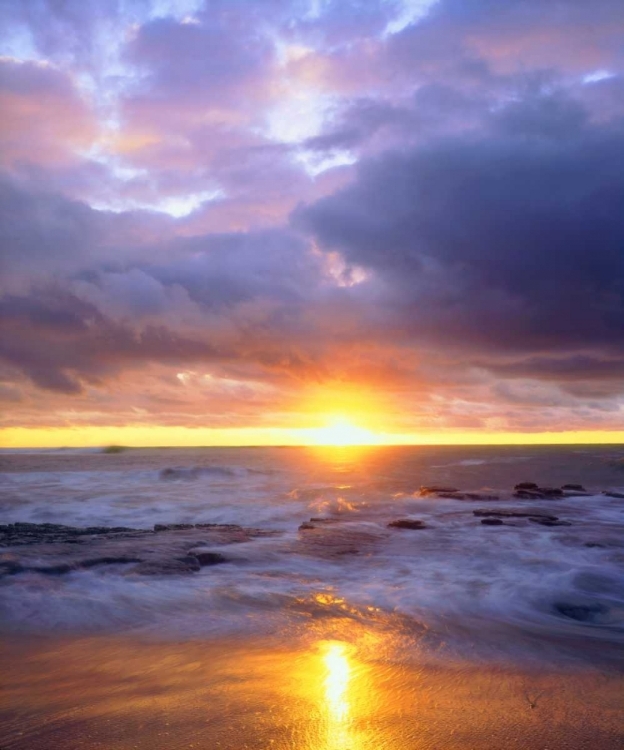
[388,519,427,530]
[473,509,558,520]
[562,483,585,491]
[0,522,143,547]
[191,551,228,566]
[480,518,504,526]
[419,486,459,496]
[514,486,564,499]
[0,560,25,576]
[529,517,572,527]
[299,522,315,530]
[555,602,609,623]
[515,482,539,490]
[79,556,142,568]
[131,556,201,575]
[603,490,624,499]
[154,523,194,532]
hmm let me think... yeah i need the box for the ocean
[1,444,623,670]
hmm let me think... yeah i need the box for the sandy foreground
[1,626,623,750]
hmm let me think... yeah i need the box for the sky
[1,0,623,447]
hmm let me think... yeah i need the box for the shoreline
[1,631,623,750]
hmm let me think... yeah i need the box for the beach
[1,633,623,749]
[1,445,623,748]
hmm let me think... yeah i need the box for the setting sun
[310,418,380,446]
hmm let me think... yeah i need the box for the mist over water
[1,445,623,669]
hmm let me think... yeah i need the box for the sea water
[1,444,623,669]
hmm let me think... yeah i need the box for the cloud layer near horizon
[1,0,623,437]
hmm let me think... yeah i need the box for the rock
[513,487,564,499]
[528,517,571,527]
[437,491,500,501]
[388,519,427,530]
[0,560,25,576]
[473,509,558,520]
[154,523,194,532]
[0,522,143,547]
[603,490,624,499]
[29,563,76,575]
[299,522,315,530]
[464,492,500,501]
[513,489,545,499]
[515,482,539,491]
[584,542,607,548]
[481,518,504,526]
[539,487,564,497]
[555,602,608,623]
[192,551,227,566]
[131,556,201,575]
[194,523,245,532]
[159,467,179,480]
[79,556,142,568]
[562,484,585,491]
[419,486,459,496]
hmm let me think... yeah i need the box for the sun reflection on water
[323,642,351,722]
[320,640,355,749]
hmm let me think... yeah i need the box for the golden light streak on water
[319,640,357,749]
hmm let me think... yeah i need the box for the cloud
[1,0,624,436]
[0,58,96,168]
[295,99,624,365]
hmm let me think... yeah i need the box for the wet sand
[1,628,623,750]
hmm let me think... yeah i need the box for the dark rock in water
[464,492,500,501]
[481,518,504,526]
[419,486,458,496]
[603,490,624,499]
[0,560,25,576]
[194,523,246,532]
[192,551,227,566]
[30,563,76,575]
[562,484,585,491]
[513,489,545,499]
[584,542,607,548]
[0,522,143,547]
[299,522,315,530]
[435,491,500,500]
[514,487,563,499]
[473,509,558,520]
[515,482,539,491]
[1,560,76,576]
[540,487,564,497]
[529,517,572,527]
[388,519,427,530]
[154,523,194,532]
[555,602,608,623]
[79,556,142,568]
[132,556,201,575]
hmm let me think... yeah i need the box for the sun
[311,417,379,446]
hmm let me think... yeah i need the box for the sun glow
[310,418,380,446]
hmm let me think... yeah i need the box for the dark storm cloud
[295,105,624,361]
